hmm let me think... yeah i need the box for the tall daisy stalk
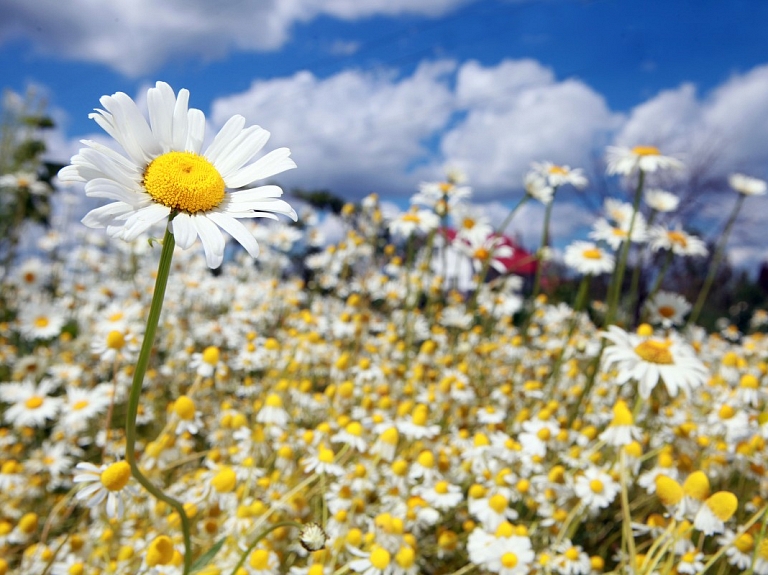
[60,82,298,573]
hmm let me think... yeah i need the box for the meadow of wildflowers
[1,82,768,575]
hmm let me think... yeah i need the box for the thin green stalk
[531,191,557,302]
[124,223,194,575]
[688,193,746,327]
[627,210,657,321]
[605,170,645,327]
[495,194,530,235]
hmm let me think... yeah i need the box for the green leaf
[191,538,226,573]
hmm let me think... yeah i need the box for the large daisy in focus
[601,326,709,399]
[59,82,297,268]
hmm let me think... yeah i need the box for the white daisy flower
[601,326,709,399]
[530,161,588,189]
[0,378,62,429]
[59,81,297,268]
[729,173,767,196]
[605,145,684,175]
[644,291,691,327]
[647,225,708,257]
[644,188,680,212]
[73,460,137,519]
[563,241,615,275]
[573,467,620,512]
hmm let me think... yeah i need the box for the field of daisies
[1,82,768,575]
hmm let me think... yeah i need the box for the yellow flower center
[611,400,634,426]
[417,451,434,468]
[72,399,89,411]
[565,547,580,561]
[19,512,38,534]
[634,339,673,364]
[501,552,518,568]
[106,330,125,350]
[108,312,124,322]
[489,494,508,513]
[396,547,415,568]
[435,481,450,495]
[25,396,44,409]
[318,447,335,463]
[682,471,710,501]
[735,533,754,553]
[265,393,283,408]
[34,317,50,328]
[249,549,271,570]
[100,461,131,492]
[462,217,476,229]
[174,396,196,420]
[655,475,683,506]
[346,421,363,437]
[401,212,421,223]
[68,563,85,575]
[211,467,237,493]
[473,247,490,261]
[589,479,604,493]
[202,346,220,365]
[582,248,602,259]
[146,535,175,567]
[370,547,391,570]
[381,427,398,445]
[667,231,687,247]
[657,305,676,318]
[705,491,738,521]
[548,165,567,175]
[740,374,759,389]
[143,151,225,214]
[632,145,661,156]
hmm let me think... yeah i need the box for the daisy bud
[299,522,327,552]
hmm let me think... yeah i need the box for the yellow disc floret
[144,151,225,213]
[146,535,175,567]
[100,461,131,492]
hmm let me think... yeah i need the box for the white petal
[84,178,143,205]
[121,204,171,241]
[224,148,296,189]
[204,115,245,164]
[103,92,161,164]
[171,212,198,249]
[206,211,259,258]
[172,88,190,151]
[192,215,226,268]
[148,82,175,152]
[185,109,205,154]
[213,126,269,180]
[81,202,135,229]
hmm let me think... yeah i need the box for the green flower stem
[627,209,657,320]
[495,194,529,236]
[605,169,645,327]
[229,521,303,575]
[688,193,746,327]
[124,223,193,575]
[531,191,557,302]
[641,250,675,324]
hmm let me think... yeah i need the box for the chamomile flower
[729,173,767,196]
[693,491,738,535]
[606,145,684,175]
[18,304,67,340]
[563,241,615,276]
[59,81,298,268]
[644,291,691,327]
[601,326,709,399]
[573,467,620,511]
[647,225,708,257]
[388,208,440,238]
[0,378,62,429]
[644,188,680,212]
[531,162,588,190]
[73,460,137,519]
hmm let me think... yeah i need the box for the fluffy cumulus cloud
[210,61,457,196]
[437,59,621,195]
[614,64,768,179]
[0,0,473,76]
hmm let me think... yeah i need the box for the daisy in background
[644,291,691,327]
[644,188,680,213]
[0,171,51,196]
[647,225,708,257]
[59,81,297,269]
[454,231,514,276]
[729,173,767,196]
[601,326,709,399]
[411,166,472,216]
[0,378,62,428]
[530,161,588,190]
[17,303,67,340]
[563,241,615,276]
[388,207,440,238]
[605,145,684,175]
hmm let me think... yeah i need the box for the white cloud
[0,0,473,76]
[437,59,621,195]
[614,64,768,179]
[210,61,457,197]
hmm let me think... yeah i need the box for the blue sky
[3,0,768,264]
